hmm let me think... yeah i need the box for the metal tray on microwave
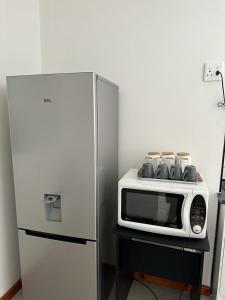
[137,168,204,184]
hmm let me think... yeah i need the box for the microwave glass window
[121,189,184,229]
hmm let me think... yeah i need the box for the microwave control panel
[190,195,206,234]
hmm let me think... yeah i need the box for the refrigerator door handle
[24,229,91,245]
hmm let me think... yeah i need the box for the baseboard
[134,272,211,296]
[0,279,22,300]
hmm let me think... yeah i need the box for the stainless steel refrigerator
[7,72,118,300]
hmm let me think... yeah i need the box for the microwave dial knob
[192,225,202,234]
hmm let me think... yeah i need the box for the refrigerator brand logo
[43,98,53,103]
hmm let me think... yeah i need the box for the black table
[114,225,210,300]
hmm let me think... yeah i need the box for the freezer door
[18,230,97,300]
[7,73,96,240]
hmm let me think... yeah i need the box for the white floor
[12,282,212,300]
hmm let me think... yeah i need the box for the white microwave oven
[118,169,208,239]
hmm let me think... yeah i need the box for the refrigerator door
[7,73,96,240]
[18,230,97,300]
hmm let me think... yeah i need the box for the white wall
[0,0,41,296]
[39,0,225,286]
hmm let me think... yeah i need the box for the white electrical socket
[204,61,224,81]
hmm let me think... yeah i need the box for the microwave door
[164,195,183,229]
[122,189,158,225]
[121,189,184,230]
[157,194,170,225]
[155,193,183,229]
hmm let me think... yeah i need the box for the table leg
[116,271,133,300]
[190,287,201,300]
[116,237,133,300]
[190,252,204,300]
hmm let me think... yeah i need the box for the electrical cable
[216,70,225,107]
[178,283,188,300]
[134,278,159,300]
[134,278,188,300]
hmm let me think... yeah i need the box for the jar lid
[162,152,175,156]
[147,152,160,156]
[177,152,190,156]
